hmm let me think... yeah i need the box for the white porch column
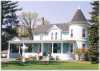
[22,43,25,62]
[41,43,43,55]
[72,43,74,54]
[61,42,63,54]
[52,43,53,54]
[68,43,71,53]
[60,32,62,40]
[7,42,10,59]
[73,42,76,54]
[18,45,20,55]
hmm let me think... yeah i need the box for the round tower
[69,8,90,52]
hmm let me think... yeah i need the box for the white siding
[34,35,41,40]
[33,24,88,49]
[62,33,69,40]
[69,24,88,49]
[48,25,62,40]
[69,25,88,41]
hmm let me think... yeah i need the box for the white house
[8,8,90,61]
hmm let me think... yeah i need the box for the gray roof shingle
[33,23,69,33]
[71,9,89,24]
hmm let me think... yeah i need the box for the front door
[43,43,52,56]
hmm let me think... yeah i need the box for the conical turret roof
[71,8,88,24]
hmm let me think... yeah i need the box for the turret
[69,8,90,49]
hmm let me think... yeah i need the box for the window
[63,43,69,53]
[82,29,85,37]
[11,44,19,53]
[32,43,41,53]
[53,43,61,53]
[55,32,57,40]
[71,29,73,37]
[43,43,52,56]
[70,43,73,52]
[82,44,85,48]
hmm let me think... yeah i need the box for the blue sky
[18,1,92,24]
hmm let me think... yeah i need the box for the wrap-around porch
[8,40,76,61]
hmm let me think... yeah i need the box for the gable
[49,25,62,32]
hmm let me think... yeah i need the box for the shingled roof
[71,8,88,24]
[55,24,69,31]
[32,9,90,33]
[33,23,69,33]
[33,24,52,33]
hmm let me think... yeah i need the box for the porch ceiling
[8,40,75,44]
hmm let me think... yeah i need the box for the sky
[18,1,92,24]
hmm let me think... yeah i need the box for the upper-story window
[82,29,85,37]
[51,32,53,40]
[55,32,57,40]
[71,29,73,37]
[82,44,86,48]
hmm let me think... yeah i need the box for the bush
[89,56,99,64]
[49,56,55,60]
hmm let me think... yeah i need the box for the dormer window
[71,29,73,37]
[82,29,85,37]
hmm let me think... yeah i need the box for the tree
[19,12,38,39]
[1,1,21,50]
[88,1,99,63]
[17,25,29,37]
[19,12,49,39]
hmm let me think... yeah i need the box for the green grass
[1,61,99,70]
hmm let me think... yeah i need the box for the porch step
[41,56,49,61]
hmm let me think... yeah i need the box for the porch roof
[8,40,75,44]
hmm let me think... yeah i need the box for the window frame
[82,29,85,37]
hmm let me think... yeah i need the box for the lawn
[1,61,99,70]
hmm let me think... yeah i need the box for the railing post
[7,42,10,59]
[52,43,53,54]
[41,43,43,55]
[61,42,63,54]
